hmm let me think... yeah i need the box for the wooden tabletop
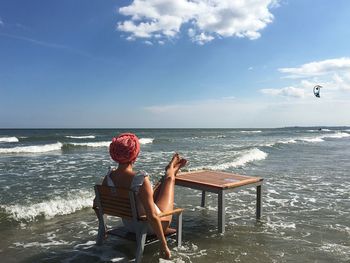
[175,170,263,190]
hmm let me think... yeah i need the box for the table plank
[176,170,262,190]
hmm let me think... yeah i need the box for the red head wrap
[109,133,140,164]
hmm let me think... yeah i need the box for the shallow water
[0,128,349,262]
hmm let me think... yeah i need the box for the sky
[1,0,350,128]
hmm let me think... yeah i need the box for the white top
[106,167,160,233]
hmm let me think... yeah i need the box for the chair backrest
[94,184,139,220]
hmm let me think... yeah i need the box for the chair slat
[96,185,130,198]
[100,193,129,201]
[103,208,133,218]
[99,199,130,207]
[100,201,131,210]
[101,203,132,214]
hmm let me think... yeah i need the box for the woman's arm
[138,177,171,259]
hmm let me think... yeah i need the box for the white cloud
[279,57,350,78]
[117,0,277,44]
[0,17,4,26]
[332,72,350,91]
[261,86,306,98]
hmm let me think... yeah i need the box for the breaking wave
[0,136,19,143]
[0,137,155,153]
[139,138,154,144]
[65,135,95,139]
[0,190,94,221]
[272,132,350,146]
[203,148,268,170]
[300,132,350,143]
[68,138,154,148]
[240,130,262,133]
[0,142,62,153]
[325,132,350,139]
[69,141,110,147]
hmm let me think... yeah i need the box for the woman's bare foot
[165,153,187,177]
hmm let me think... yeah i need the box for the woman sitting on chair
[95,133,187,259]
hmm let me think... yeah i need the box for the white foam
[301,137,324,142]
[69,138,153,147]
[65,135,95,139]
[74,240,96,249]
[325,132,350,139]
[139,138,154,144]
[299,132,350,143]
[13,232,70,248]
[0,136,19,143]
[205,148,268,170]
[13,240,69,248]
[266,221,296,230]
[240,130,262,133]
[278,139,297,144]
[0,142,62,153]
[70,141,110,147]
[1,190,94,221]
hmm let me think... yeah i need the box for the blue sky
[1,0,350,128]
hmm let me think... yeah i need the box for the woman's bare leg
[154,154,187,227]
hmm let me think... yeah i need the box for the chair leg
[176,212,183,247]
[135,225,147,263]
[96,215,106,245]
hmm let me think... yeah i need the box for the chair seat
[107,227,177,245]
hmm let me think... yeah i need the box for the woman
[96,133,187,259]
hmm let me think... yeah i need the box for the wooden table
[175,170,263,233]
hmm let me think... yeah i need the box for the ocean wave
[0,136,19,143]
[139,138,154,144]
[203,148,268,170]
[65,135,96,139]
[277,139,297,144]
[69,141,110,148]
[240,130,262,133]
[300,137,324,142]
[325,132,350,139]
[0,142,62,153]
[0,190,94,221]
[299,132,349,143]
[271,132,350,147]
[307,129,331,132]
[67,138,153,148]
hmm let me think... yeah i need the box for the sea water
[0,128,349,262]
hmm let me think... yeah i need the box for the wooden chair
[94,185,184,263]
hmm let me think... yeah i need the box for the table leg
[218,191,225,233]
[256,185,262,220]
[201,191,206,207]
